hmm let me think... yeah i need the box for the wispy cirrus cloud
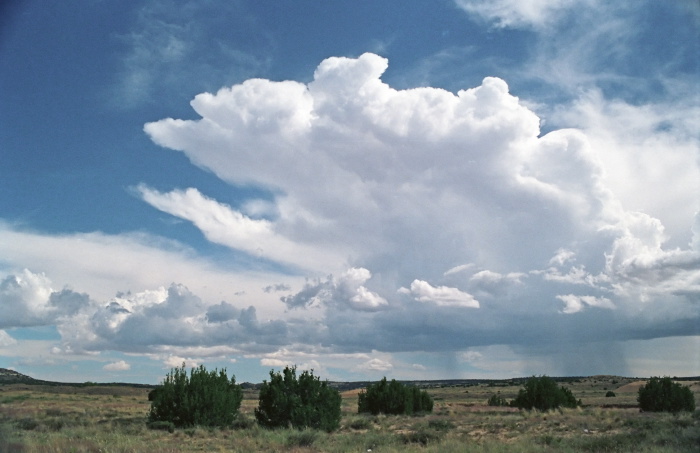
[455,0,598,30]
[110,0,272,109]
[137,185,349,273]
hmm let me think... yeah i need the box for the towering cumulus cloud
[138,53,699,374]
[3,53,694,378]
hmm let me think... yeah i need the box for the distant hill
[2,368,697,389]
[0,370,551,390]
[0,368,42,384]
[0,368,152,388]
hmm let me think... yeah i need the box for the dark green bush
[15,417,39,431]
[148,363,243,428]
[487,393,509,406]
[637,377,695,413]
[510,376,579,411]
[358,377,433,415]
[605,391,616,397]
[538,434,561,447]
[147,388,161,401]
[255,366,342,432]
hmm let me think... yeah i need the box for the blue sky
[0,0,698,384]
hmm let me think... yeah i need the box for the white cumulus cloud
[281,267,387,311]
[459,351,483,362]
[163,355,200,369]
[557,294,615,314]
[0,270,90,329]
[359,358,393,372]
[400,280,480,308]
[139,53,697,357]
[103,360,131,371]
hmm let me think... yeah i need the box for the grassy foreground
[1,376,699,452]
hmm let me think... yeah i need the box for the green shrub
[148,363,243,428]
[285,429,318,447]
[637,377,695,412]
[487,393,509,406]
[605,391,616,397]
[348,416,373,430]
[401,428,441,445]
[184,427,199,437]
[255,365,342,432]
[427,418,455,431]
[358,377,434,415]
[230,414,255,430]
[15,417,39,431]
[510,376,579,411]
[1,394,29,404]
[45,418,64,431]
[538,434,561,446]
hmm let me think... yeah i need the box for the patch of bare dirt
[458,404,519,413]
[615,381,647,393]
[341,388,364,398]
[616,379,700,394]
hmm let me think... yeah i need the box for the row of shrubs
[149,365,696,432]
[148,364,435,432]
[486,375,695,413]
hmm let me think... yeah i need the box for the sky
[0,0,698,385]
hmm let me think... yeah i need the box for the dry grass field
[1,376,698,452]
